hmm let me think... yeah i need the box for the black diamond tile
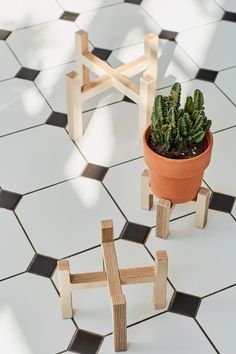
[123,95,135,104]
[92,47,112,61]
[69,329,103,354]
[15,67,40,81]
[120,222,151,244]
[46,112,68,128]
[209,192,235,213]
[222,11,236,22]
[0,29,11,40]
[195,68,218,82]
[28,254,57,278]
[81,163,108,181]
[0,190,22,210]
[159,30,178,42]
[60,11,79,21]
[124,0,143,4]
[169,292,201,318]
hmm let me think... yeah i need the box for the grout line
[5,41,22,66]
[0,271,26,283]
[22,174,82,196]
[33,81,54,112]
[170,211,196,223]
[127,310,168,329]
[64,128,89,162]
[230,213,236,222]
[195,319,221,354]
[101,182,128,221]
[13,211,37,253]
[214,82,236,109]
[212,124,236,135]
[109,155,143,168]
[202,179,213,192]
[60,243,102,260]
[201,283,236,299]
[0,123,45,139]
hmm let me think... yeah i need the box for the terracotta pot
[143,126,213,204]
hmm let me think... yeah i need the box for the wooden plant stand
[57,220,168,352]
[66,30,158,140]
[141,169,212,239]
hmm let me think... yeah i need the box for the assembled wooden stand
[57,220,168,352]
[66,30,158,140]
[141,169,212,239]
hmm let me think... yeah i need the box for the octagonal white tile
[0,0,62,31]
[104,158,198,227]
[204,128,236,196]
[0,273,75,354]
[141,0,223,32]
[214,0,236,12]
[157,80,236,133]
[0,125,86,194]
[16,177,126,258]
[216,66,236,105]
[7,20,78,70]
[198,286,236,354]
[57,0,122,13]
[75,102,142,167]
[0,209,34,280]
[0,78,51,136]
[35,62,122,114]
[0,41,20,81]
[76,3,161,50]
[108,39,198,89]
[146,210,236,296]
[53,239,173,335]
[100,312,216,353]
[177,21,236,71]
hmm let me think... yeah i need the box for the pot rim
[143,126,213,164]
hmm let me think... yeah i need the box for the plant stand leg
[112,294,127,352]
[139,75,156,139]
[141,169,153,210]
[153,251,168,309]
[156,199,172,239]
[66,71,83,140]
[195,187,211,228]
[57,260,73,319]
[76,30,89,85]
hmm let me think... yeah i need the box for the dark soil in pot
[148,135,208,160]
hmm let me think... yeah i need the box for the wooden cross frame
[57,220,168,352]
[66,30,158,140]
[141,169,212,239]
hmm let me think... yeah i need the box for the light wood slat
[141,169,153,210]
[156,198,172,239]
[102,241,123,296]
[153,251,168,309]
[70,266,155,289]
[112,294,127,352]
[75,30,89,85]
[195,187,211,228]
[66,71,83,140]
[57,260,73,319]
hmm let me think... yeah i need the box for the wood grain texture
[156,198,172,239]
[153,250,168,309]
[141,169,153,210]
[57,260,73,319]
[195,187,211,228]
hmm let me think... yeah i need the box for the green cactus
[151,82,211,151]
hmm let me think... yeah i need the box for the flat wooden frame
[66,30,158,140]
[57,219,168,352]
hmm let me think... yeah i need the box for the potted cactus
[143,82,213,204]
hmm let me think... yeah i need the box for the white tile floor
[0,0,236,353]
